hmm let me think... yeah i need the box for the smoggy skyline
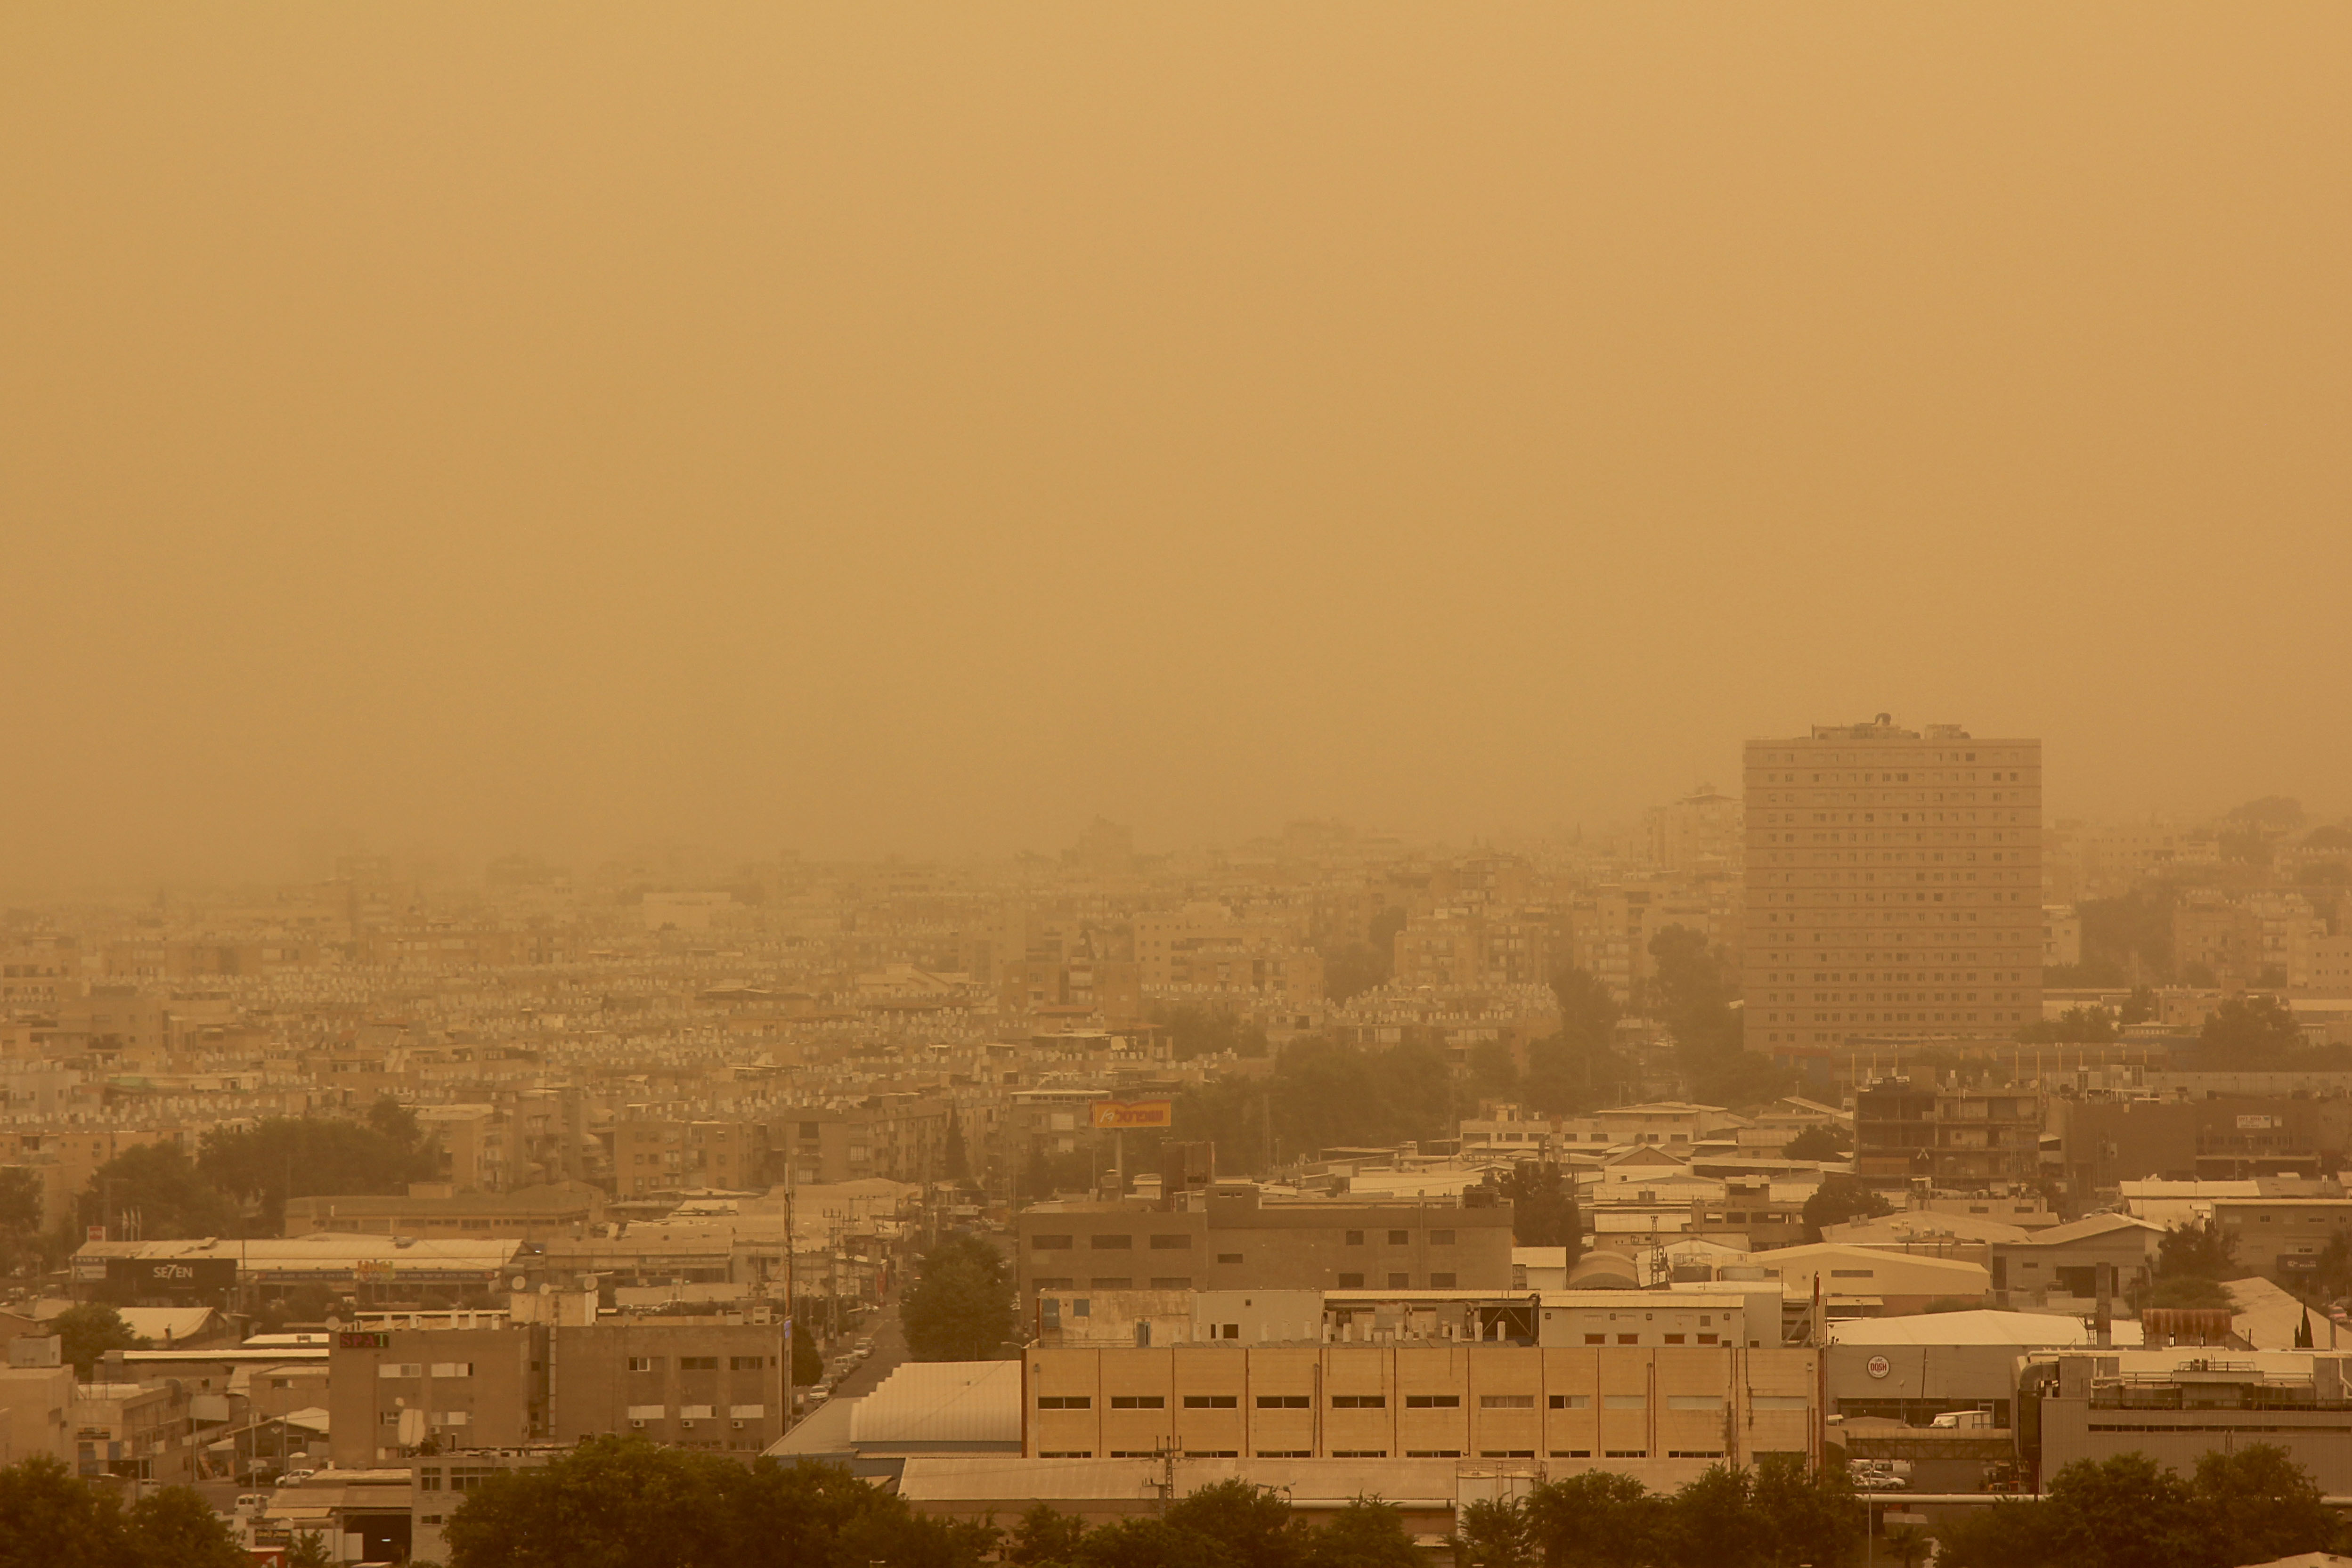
[5,6,2349,891]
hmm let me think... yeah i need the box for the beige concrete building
[1744,718,2043,1057]
[1023,1343,1819,1465]
[328,1311,787,1465]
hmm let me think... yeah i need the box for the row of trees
[0,1455,252,1568]
[1936,1447,2341,1568]
[25,1100,441,1260]
[901,1232,1017,1362]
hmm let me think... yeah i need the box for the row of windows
[626,1356,769,1372]
[1040,1392,1742,1412]
[1033,1230,1457,1251]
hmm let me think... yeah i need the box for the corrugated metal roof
[767,1394,860,1456]
[1830,1310,2144,1348]
[849,1361,1023,1446]
[898,1455,1463,1505]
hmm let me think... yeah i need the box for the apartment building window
[1337,1273,1365,1289]
[1091,1234,1133,1249]
[1257,1395,1310,1408]
[428,1362,474,1378]
[679,1357,719,1371]
[1583,1334,1605,1345]
[1035,1396,1091,1409]
[1183,1395,1238,1408]
[1549,1395,1589,1409]
[1550,1449,1593,1459]
[1039,1451,1092,1458]
[1387,1230,1409,1245]
[1409,1449,1464,1458]
[628,1358,663,1373]
[1405,1395,1460,1408]
[1480,1394,1534,1409]
[1329,1395,1385,1409]
[1032,1235,1074,1250]
[1217,1253,1243,1265]
[1606,1450,1649,1459]
[1331,1450,1388,1458]
[730,1357,765,1371]
[378,1364,423,1380]
[1109,1395,1165,1409]
[1481,1450,1536,1459]
[1617,1334,1639,1345]
[1183,1450,1240,1458]
[1257,1449,1313,1457]
[1149,1235,1192,1249]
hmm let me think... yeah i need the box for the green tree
[2145,1276,2234,1310]
[285,1531,335,1568]
[2120,985,2159,1026]
[75,1143,239,1241]
[1881,1525,1931,1568]
[1747,1454,1862,1568]
[2190,1443,2338,1565]
[446,1436,732,1568]
[123,1486,251,1568]
[1932,1498,2061,1568]
[1296,1498,1417,1568]
[2042,1453,2201,1568]
[1779,1126,1847,1162]
[1073,1517,1230,1568]
[200,1108,439,1230]
[2158,1216,2239,1281]
[1490,1161,1582,1258]
[790,1318,823,1386]
[50,1302,144,1377]
[1007,1503,1093,1567]
[1525,1471,1665,1568]
[901,1233,1015,1361]
[2199,995,2306,1065]
[0,1454,129,1568]
[1801,1176,1890,1242]
[1452,1496,1536,1568]
[0,1167,44,1277]
[1668,1464,1758,1567]
[1163,1479,1298,1568]
[1465,1039,1520,1100]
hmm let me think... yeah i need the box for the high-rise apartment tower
[1742,716,2041,1059]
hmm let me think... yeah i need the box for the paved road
[824,1300,908,1402]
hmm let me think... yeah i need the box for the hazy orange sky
[4,6,2348,888]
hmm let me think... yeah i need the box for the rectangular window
[1387,1230,1409,1245]
[1549,1395,1590,1409]
[1039,1451,1092,1459]
[1408,1449,1464,1458]
[1256,1450,1314,1458]
[1430,1230,1455,1245]
[1091,1234,1133,1249]
[1109,1395,1165,1409]
[1550,1450,1593,1459]
[1830,1268,1873,1278]
[1183,1395,1238,1409]
[1149,1235,1192,1249]
[1036,1396,1092,1410]
[378,1364,423,1380]
[1480,1450,1536,1459]
[679,1357,719,1371]
[1330,1450,1388,1458]
[730,1357,764,1371]
[1257,1395,1310,1409]
[1345,1230,1365,1245]
[1605,1449,1649,1459]
[428,1362,473,1378]
[417,1471,443,1492]
[1583,1334,1606,1345]
[627,1356,662,1373]
[1032,1235,1074,1250]
[1330,1395,1387,1409]
[1480,1394,1535,1409]
[1617,1334,1639,1345]
[1430,1272,1457,1288]
[1663,1334,1686,1345]
[1337,1273,1365,1289]
[1388,1273,1411,1288]
[1216,1253,1243,1265]
[1405,1394,1461,1408]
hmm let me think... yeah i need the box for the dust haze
[4,4,2347,890]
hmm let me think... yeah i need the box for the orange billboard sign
[1089,1099,1173,1129]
